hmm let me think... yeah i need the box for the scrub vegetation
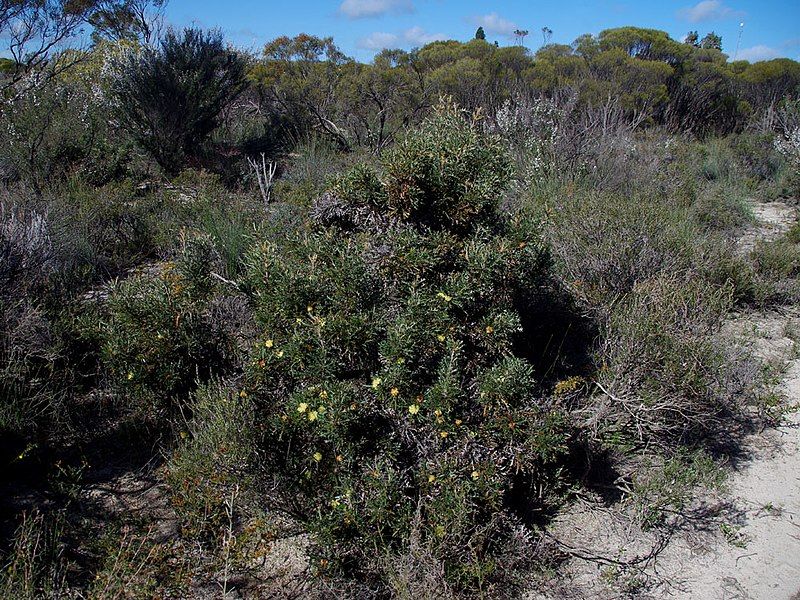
[1,3,800,597]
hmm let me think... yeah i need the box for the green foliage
[167,381,255,543]
[254,34,352,149]
[110,27,248,174]
[597,27,690,64]
[0,511,67,600]
[3,18,800,599]
[0,72,111,189]
[379,102,513,232]
[700,32,722,51]
[100,234,233,410]
[335,51,425,153]
[753,237,800,280]
[244,103,567,593]
[89,0,167,44]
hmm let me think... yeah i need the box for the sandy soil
[650,309,800,599]
[529,199,800,600]
[737,201,797,255]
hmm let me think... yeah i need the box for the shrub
[46,179,164,289]
[542,190,696,311]
[596,275,737,446]
[0,71,109,190]
[750,234,800,303]
[0,201,64,449]
[524,144,755,444]
[752,237,800,280]
[167,381,255,544]
[109,28,248,175]
[689,184,751,232]
[99,234,234,412]
[0,511,67,600]
[243,103,570,593]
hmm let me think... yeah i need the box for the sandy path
[653,201,800,599]
[650,309,800,599]
[529,199,800,600]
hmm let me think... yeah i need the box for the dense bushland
[1,15,799,599]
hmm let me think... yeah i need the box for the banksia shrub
[100,234,232,411]
[245,103,570,593]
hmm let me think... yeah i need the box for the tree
[336,49,427,153]
[110,27,248,174]
[90,0,168,45]
[513,29,529,46]
[255,34,352,149]
[573,33,600,58]
[0,0,125,90]
[741,58,800,110]
[685,31,699,46]
[542,26,553,46]
[700,32,722,51]
[587,48,673,117]
[598,27,690,65]
[475,26,485,40]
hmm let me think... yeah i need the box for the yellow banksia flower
[371,377,382,389]
[428,474,436,483]
[455,419,462,426]
[390,387,399,397]
[471,470,480,480]
[485,325,494,334]
[126,371,134,380]
[554,375,584,395]
[239,390,247,398]
[437,334,445,342]
[313,452,322,462]
[408,404,420,415]
[439,431,448,438]
[276,350,284,358]
[297,402,308,413]
[265,339,274,348]
[308,410,318,422]
[319,390,328,399]
[437,292,452,302]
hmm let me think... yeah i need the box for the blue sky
[163,0,800,63]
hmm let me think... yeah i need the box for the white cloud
[359,31,400,50]
[471,12,519,38]
[678,0,742,23]
[736,45,781,62]
[403,26,446,46]
[339,0,413,19]
[358,26,446,50]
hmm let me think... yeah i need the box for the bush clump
[100,234,234,412]
[110,28,248,175]
[244,103,571,594]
